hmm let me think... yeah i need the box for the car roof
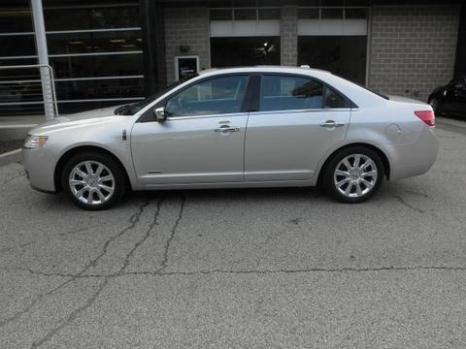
[198,65,332,77]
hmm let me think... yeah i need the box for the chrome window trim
[166,112,249,122]
[250,108,353,116]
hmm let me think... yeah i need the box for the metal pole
[31,0,55,120]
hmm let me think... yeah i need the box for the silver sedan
[23,66,439,210]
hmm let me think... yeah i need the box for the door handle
[320,120,345,128]
[214,125,240,133]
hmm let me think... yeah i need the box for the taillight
[414,110,435,127]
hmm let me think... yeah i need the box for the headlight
[24,135,48,149]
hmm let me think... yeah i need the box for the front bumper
[22,148,58,193]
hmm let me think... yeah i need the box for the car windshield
[114,75,198,115]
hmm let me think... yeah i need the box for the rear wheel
[322,146,384,203]
[61,152,126,210]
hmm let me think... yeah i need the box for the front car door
[131,74,250,185]
[244,73,351,182]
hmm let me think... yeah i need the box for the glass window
[322,0,344,6]
[298,36,367,85]
[211,36,280,67]
[0,35,36,56]
[324,86,346,108]
[321,8,343,19]
[345,8,368,19]
[43,5,140,31]
[234,9,256,20]
[210,9,232,20]
[50,54,143,78]
[55,78,144,101]
[260,75,324,111]
[258,8,280,20]
[298,8,319,19]
[165,75,249,117]
[297,0,320,5]
[0,1,33,32]
[47,30,143,55]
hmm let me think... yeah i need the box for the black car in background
[428,77,466,118]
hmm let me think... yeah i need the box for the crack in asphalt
[0,199,149,329]
[403,189,429,198]
[29,196,185,348]
[0,275,76,328]
[393,195,425,213]
[157,195,186,272]
[0,172,25,188]
[20,264,466,279]
[30,278,109,349]
[0,241,33,254]
[119,197,164,272]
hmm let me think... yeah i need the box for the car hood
[29,105,124,135]
[386,95,429,107]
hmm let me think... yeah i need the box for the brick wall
[368,5,460,101]
[281,6,298,66]
[164,7,210,83]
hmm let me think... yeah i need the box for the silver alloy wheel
[68,160,115,206]
[333,154,378,198]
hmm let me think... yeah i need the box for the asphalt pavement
[1,125,466,348]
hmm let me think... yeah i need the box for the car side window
[260,75,324,111]
[259,75,349,111]
[165,75,249,117]
[323,85,347,108]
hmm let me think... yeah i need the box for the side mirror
[153,107,167,122]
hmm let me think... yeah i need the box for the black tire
[321,146,384,203]
[61,151,127,210]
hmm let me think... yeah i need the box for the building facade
[0,0,464,116]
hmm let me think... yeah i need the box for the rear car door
[244,73,351,181]
[131,74,250,185]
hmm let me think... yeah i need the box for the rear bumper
[22,148,57,193]
[390,126,439,180]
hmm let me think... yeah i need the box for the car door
[244,73,351,182]
[131,74,251,185]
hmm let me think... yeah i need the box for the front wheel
[61,152,127,210]
[322,146,384,203]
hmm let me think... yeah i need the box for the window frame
[138,73,255,122]
[254,73,357,113]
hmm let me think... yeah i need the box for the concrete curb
[0,149,22,167]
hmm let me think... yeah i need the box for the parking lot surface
[1,125,466,348]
